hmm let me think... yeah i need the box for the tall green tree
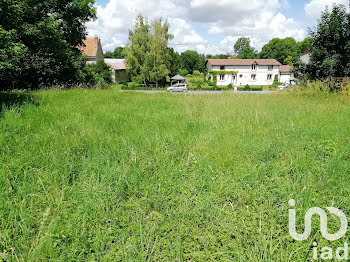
[144,19,173,87]
[166,47,182,77]
[181,50,205,73]
[0,0,96,90]
[237,47,258,59]
[259,37,299,65]
[206,54,229,59]
[104,47,125,59]
[234,37,251,55]
[297,37,312,54]
[307,4,350,78]
[124,15,151,85]
[124,15,173,86]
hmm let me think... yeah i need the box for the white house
[279,65,294,84]
[206,59,293,86]
[299,51,312,65]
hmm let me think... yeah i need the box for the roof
[207,59,281,66]
[280,65,293,73]
[106,62,126,70]
[299,50,312,57]
[78,37,101,57]
[171,75,186,80]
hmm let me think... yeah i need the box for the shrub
[122,82,128,89]
[193,70,201,76]
[208,82,214,87]
[237,85,263,91]
[186,74,193,78]
[178,69,189,76]
[84,61,113,88]
[227,84,233,89]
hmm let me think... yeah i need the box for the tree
[124,15,151,85]
[181,50,206,73]
[85,61,113,88]
[206,54,229,59]
[307,4,350,78]
[124,15,173,86]
[104,47,125,59]
[166,48,182,77]
[145,19,173,87]
[260,37,299,65]
[237,47,258,59]
[297,37,312,54]
[234,37,251,55]
[0,0,96,90]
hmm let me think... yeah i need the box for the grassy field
[1,87,350,261]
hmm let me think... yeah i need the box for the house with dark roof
[206,59,294,86]
[78,37,104,64]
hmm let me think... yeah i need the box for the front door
[232,75,237,85]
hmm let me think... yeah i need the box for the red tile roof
[78,37,101,57]
[207,59,281,66]
[280,65,293,73]
[299,50,312,56]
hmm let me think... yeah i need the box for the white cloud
[87,0,306,54]
[304,0,349,18]
[188,0,305,51]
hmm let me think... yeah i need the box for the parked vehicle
[278,83,290,90]
[167,83,188,93]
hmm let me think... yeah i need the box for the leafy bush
[237,85,263,91]
[84,61,113,89]
[272,75,282,88]
[186,74,193,78]
[227,84,233,89]
[178,69,189,76]
[193,70,201,76]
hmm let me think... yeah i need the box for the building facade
[299,51,312,65]
[207,59,292,86]
[104,59,128,83]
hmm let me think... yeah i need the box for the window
[220,66,225,70]
[252,64,257,70]
[268,65,273,71]
[267,74,272,80]
[219,74,225,81]
[251,74,256,81]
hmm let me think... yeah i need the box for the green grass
[1,88,350,261]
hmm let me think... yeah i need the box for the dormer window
[220,66,225,70]
[252,63,257,71]
[268,65,273,71]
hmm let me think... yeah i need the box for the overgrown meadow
[1,87,350,261]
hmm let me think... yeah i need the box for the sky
[87,0,349,54]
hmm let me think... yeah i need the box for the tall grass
[1,88,350,261]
